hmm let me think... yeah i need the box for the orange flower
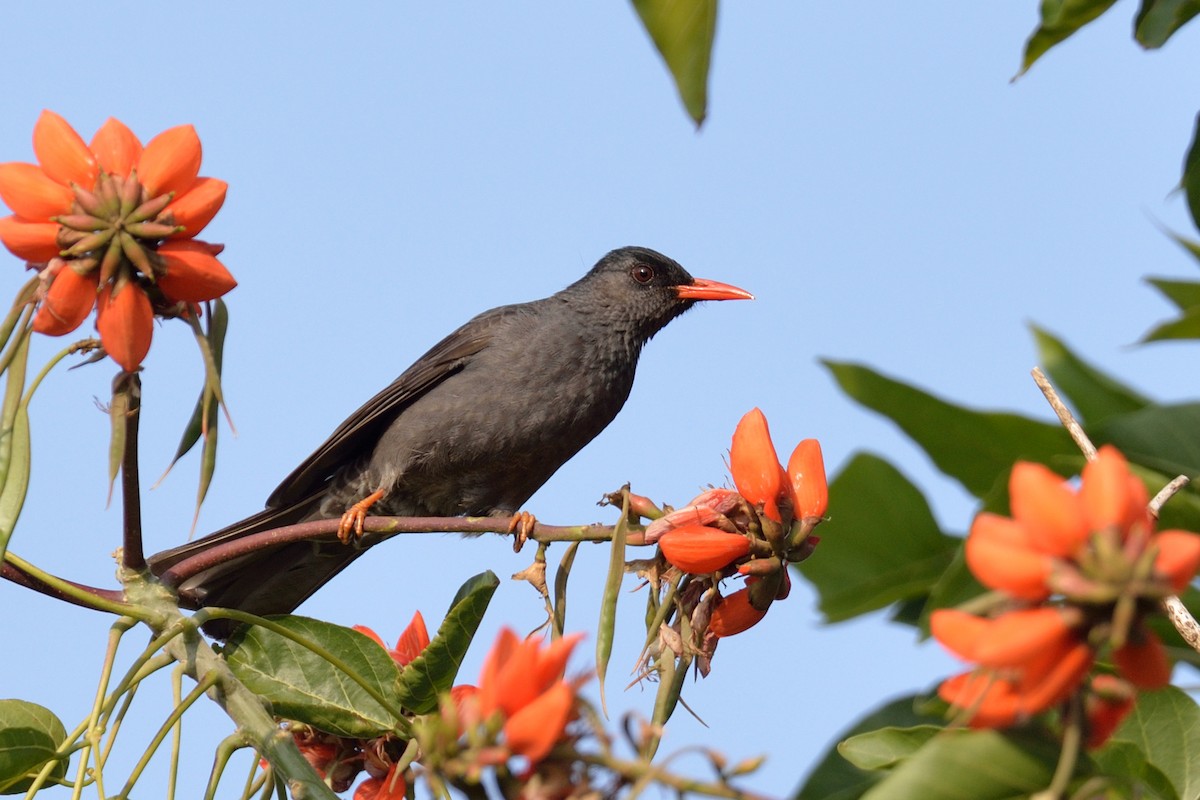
[787,438,828,520]
[708,584,768,637]
[1080,447,1151,535]
[932,607,1079,668]
[1009,462,1089,558]
[1113,630,1172,689]
[658,524,751,574]
[730,408,786,522]
[473,628,585,764]
[1153,530,1200,592]
[0,110,233,372]
[964,513,1054,600]
[938,640,1093,727]
[353,765,406,800]
[353,610,430,668]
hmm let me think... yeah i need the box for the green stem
[2,551,145,617]
[115,671,219,798]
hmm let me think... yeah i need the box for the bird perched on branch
[148,246,752,631]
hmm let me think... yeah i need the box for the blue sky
[2,4,1199,797]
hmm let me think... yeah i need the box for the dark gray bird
[148,246,751,626]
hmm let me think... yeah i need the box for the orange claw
[338,488,386,544]
[507,510,537,552]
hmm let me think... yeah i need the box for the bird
[147,246,751,631]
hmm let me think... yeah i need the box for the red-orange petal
[33,110,97,189]
[138,124,202,198]
[1017,641,1093,715]
[965,513,1053,600]
[730,408,784,522]
[476,627,518,718]
[156,241,237,302]
[1153,530,1200,592]
[0,216,60,262]
[353,765,406,800]
[89,118,142,178]
[787,438,828,519]
[1085,693,1133,749]
[0,162,74,221]
[1114,630,1172,689]
[1009,461,1089,558]
[974,608,1077,668]
[95,282,153,372]
[709,586,768,637]
[938,671,1022,728]
[659,524,752,574]
[165,177,227,238]
[503,680,574,764]
[392,610,431,667]
[32,267,98,336]
[533,632,584,692]
[930,609,990,662]
[351,624,387,650]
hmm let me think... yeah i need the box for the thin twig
[1150,475,1191,516]
[1031,367,1095,460]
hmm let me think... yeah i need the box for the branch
[117,373,145,571]
[156,515,634,588]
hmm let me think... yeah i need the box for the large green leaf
[1091,402,1200,477]
[796,453,959,623]
[225,616,402,738]
[1093,740,1179,800]
[394,571,499,714]
[839,726,942,771]
[1108,687,1200,800]
[824,361,1075,499]
[1135,0,1200,46]
[794,695,945,800]
[1031,325,1151,423]
[1020,0,1120,75]
[859,729,1060,800]
[630,0,716,126]
[1140,306,1200,343]
[0,700,67,794]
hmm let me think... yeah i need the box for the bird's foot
[338,488,386,544]
[506,510,537,552]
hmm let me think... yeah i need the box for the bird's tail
[147,497,367,637]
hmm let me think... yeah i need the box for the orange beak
[674,278,754,302]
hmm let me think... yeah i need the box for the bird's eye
[631,264,654,284]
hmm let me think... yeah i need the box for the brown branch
[1031,367,1095,460]
[119,372,145,571]
[155,515,633,589]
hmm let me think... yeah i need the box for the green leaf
[394,570,499,714]
[629,0,716,126]
[1184,112,1200,231]
[794,695,946,800]
[1135,0,1200,47]
[796,453,959,623]
[1141,305,1200,343]
[1031,325,1151,423]
[1146,277,1200,313]
[1108,687,1200,800]
[860,729,1060,800]
[824,360,1075,499]
[1019,0,1120,75]
[839,726,942,771]
[596,490,629,716]
[0,699,67,794]
[1092,739,1179,800]
[918,548,986,634]
[1090,402,1200,477]
[225,616,402,737]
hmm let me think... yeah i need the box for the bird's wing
[265,303,521,507]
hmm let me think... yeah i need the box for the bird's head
[569,246,753,341]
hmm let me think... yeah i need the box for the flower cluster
[444,628,585,766]
[933,446,1200,746]
[0,110,235,371]
[647,408,827,641]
